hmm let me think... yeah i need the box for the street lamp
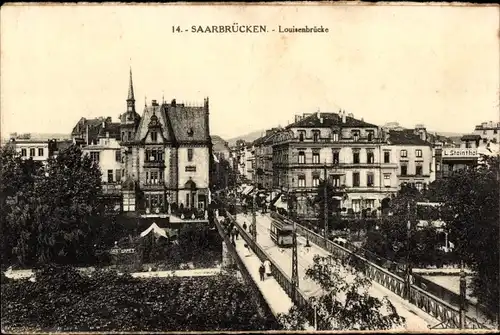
[459,260,467,329]
[404,202,413,300]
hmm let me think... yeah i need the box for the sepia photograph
[1,2,499,333]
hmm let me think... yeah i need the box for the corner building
[272,111,398,219]
[119,69,211,216]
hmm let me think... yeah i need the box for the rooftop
[286,112,378,129]
[387,129,431,146]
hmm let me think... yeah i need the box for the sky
[1,4,499,140]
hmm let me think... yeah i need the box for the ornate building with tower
[118,69,212,222]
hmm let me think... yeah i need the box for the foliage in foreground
[277,255,406,330]
[1,265,279,332]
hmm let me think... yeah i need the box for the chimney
[295,115,302,122]
[152,99,158,107]
[341,110,346,123]
[320,117,324,124]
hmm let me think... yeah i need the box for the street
[236,212,441,331]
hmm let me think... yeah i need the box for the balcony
[141,181,165,189]
[274,136,383,145]
[284,162,380,169]
[102,183,122,195]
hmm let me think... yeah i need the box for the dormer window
[187,128,194,137]
[151,131,158,142]
[352,130,360,142]
[332,131,339,142]
[298,130,305,142]
[312,130,320,142]
[367,131,374,142]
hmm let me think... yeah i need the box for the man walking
[259,263,265,281]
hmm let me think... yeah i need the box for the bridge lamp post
[251,182,257,242]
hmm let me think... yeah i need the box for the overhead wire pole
[404,202,412,301]
[497,153,500,330]
[291,218,299,293]
[323,163,328,243]
[251,181,257,242]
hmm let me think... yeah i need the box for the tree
[312,180,347,231]
[434,155,499,314]
[0,146,43,267]
[277,255,405,330]
[1,144,107,267]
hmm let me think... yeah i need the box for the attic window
[187,128,194,137]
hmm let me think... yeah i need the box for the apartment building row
[242,112,499,219]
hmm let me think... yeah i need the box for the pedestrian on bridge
[263,259,272,279]
[259,263,265,281]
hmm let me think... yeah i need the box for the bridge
[213,202,491,331]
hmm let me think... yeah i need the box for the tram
[270,219,294,247]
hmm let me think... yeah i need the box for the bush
[1,266,278,332]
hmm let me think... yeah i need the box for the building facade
[82,123,123,202]
[252,128,281,190]
[272,111,398,218]
[473,121,500,144]
[384,126,435,190]
[118,69,211,218]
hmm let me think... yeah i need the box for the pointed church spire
[127,67,135,101]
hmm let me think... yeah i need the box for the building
[252,128,281,190]
[71,116,113,146]
[7,133,75,164]
[272,111,397,219]
[118,69,211,221]
[211,135,233,190]
[473,120,500,144]
[384,125,434,190]
[82,122,123,210]
[245,143,255,182]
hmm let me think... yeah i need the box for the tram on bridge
[270,219,294,247]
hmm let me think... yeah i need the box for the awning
[270,192,282,206]
[274,196,288,210]
[242,185,254,196]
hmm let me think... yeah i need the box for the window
[298,151,305,164]
[29,148,35,157]
[330,175,341,187]
[353,151,360,164]
[352,131,360,142]
[416,164,423,176]
[21,148,27,157]
[122,169,125,178]
[313,175,320,187]
[151,171,159,184]
[185,193,190,208]
[312,152,320,164]
[121,132,125,141]
[416,182,423,191]
[115,150,121,162]
[332,151,340,164]
[367,151,374,164]
[400,150,407,158]
[384,151,390,163]
[332,132,339,142]
[436,163,441,171]
[365,199,375,211]
[107,170,113,183]
[384,173,391,187]
[313,130,320,142]
[151,131,158,142]
[483,138,488,144]
[401,164,407,176]
[352,172,360,187]
[90,152,100,162]
[115,169,121,182]
[416,149,422,158]
[298,131,305,142]
[494,129,498,134]
[367,172,374,187]
[38,148,44,156]
[367,131,374,142]
[465,141,471,148]
[352,199,361,213]
[128,131,132,141]
[159,170,164,182]
[188,148,193,161]
[298,175,305,187]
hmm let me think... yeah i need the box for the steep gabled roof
[461,134,481,141]
[135,104,173,142]
[168,105,209,143]
[387,130,431,146]
[286,112,378,129]
[253,128,282,146]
